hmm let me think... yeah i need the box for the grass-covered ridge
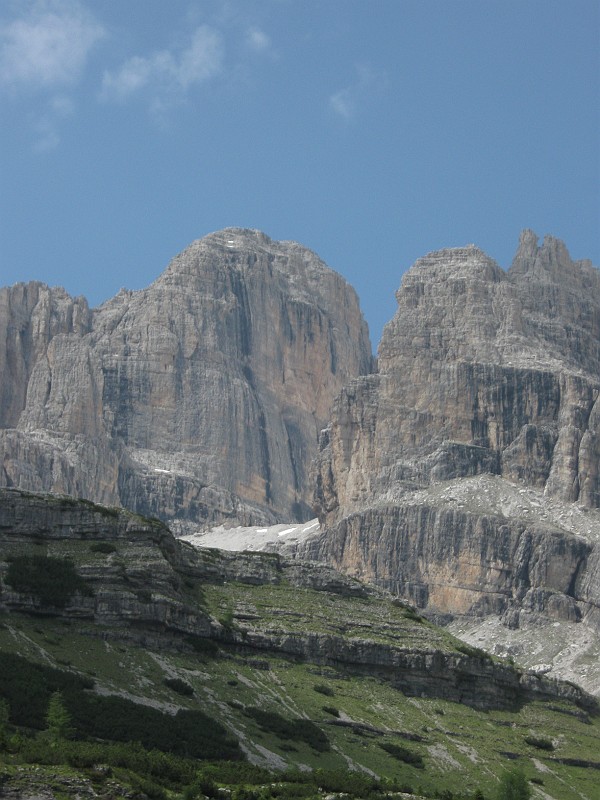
[1,618,599,799]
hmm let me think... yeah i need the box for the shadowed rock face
[0,228,372,527]
[307,232,600,628]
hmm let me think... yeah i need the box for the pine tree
[0,698,9,749]
[496,768,531,800]
[45,691,74,743]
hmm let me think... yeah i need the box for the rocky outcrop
[0,229,372,527]
[304,474,600,623]
[307,233,600,631]
[0,487,595,712]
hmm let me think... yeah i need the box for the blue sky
[1,0,598,347]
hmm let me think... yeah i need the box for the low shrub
[379,741,424,768]
[455,642,489,660]
[89,542,117,554]
[313,683,334,697]
[5,555,92,608]
[244,707,330,752]
[524,735,554,751]
[184,635,219,657]
[164,677,194,696]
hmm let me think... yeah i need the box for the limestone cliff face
[0,283,92,429]
[309,232,600,627]
[0,229,372,526]
[314,232,599,527]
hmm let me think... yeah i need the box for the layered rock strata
[306,233,600,633]
[0,487,595,712]
[0,229,372,527]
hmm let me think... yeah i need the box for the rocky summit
[0,228,372,529]
[300,231,600,691]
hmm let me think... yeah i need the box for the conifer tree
[496,768,531,800]
[0,698,9,748]
[45,691,74,743]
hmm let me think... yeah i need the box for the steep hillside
[0,229,372,528]
[1,489,599,800]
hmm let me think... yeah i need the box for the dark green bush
[72,694,242,760]
[455,642,489,660]
[0,652,240,761]
[402,607,425,623]
[322,706,339,717]
[89,542,117,554]
[18,738,196,789]
[244,707,330,752]
[5,555,91,608]
[524,735,553,751]
[313,683,334,697]
[163,677,194,696]
[200,762,274,785]
[495,768,531,800]
[313,769,381,795]
[0,652,93,729]
[379,741,425,768]
[184,635,219,657]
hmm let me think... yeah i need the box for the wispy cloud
[101,25,224,105]
[0,0,103,151]
[329,64,387,120]
[33,94,74,151]
[245,26,271,54]
[0,0,104,91]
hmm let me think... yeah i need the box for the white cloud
[32,92,74,151]
[101,25,224,104]
[329,64,387,120]
[245,26,270,53]
[330,86,355,120]
[0,0,104,91]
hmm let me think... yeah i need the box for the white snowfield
[180,519,321,555]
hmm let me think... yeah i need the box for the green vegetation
[495,768,531,800]
[89,541,117,554]
[164,676,194,696]
[455,641,491,660]
[5,555,91,608]
[244,707,330,752]
[1,621,600,799]
[0,698,9,749]
[45,691,74,743]
[312,683,334,697]
[524,734,553,751]
[0,651,240,761]
[0,510,599,800]
[378,741,425,768]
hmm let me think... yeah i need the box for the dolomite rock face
[308,232,600,628]
[0,228,372,527]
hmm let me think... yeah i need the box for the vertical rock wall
[0,228,372,527]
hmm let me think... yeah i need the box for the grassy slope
[0,496,599,799]
[1,605,599,799]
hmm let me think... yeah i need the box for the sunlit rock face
[0,228,372,527]
[307,232,600,625]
